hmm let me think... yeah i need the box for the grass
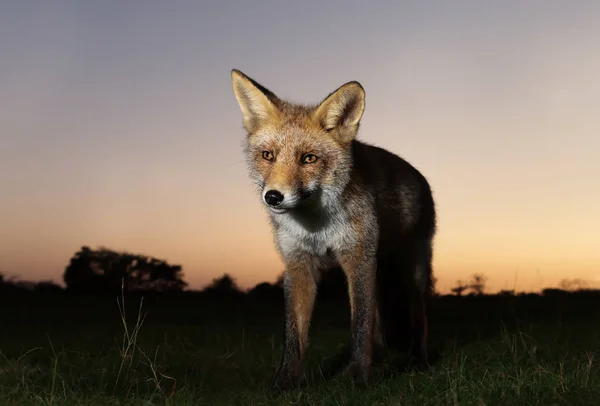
[0,290,599,405]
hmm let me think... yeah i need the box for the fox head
[231,69,365,214]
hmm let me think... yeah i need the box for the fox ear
[314,81,365,143]
[231,69,279,134]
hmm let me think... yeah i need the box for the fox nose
[264,190,284,206]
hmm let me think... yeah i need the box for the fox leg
[410,292,428,367]
[372,302,387,363]
[410,259,431,368]
[338,251,377,384]
[273,258,318,390]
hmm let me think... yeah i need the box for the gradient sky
[2,1,599,293]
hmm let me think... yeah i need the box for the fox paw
[406,354,430,373]
[339,361,370,386]
[272,367,300,391]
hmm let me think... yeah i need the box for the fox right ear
[231,69,279,133]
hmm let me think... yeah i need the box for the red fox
[231,69,437,389]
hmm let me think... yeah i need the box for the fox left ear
[231,69,280,134]
[314,81,365,143]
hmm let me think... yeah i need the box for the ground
[0,290,599,405]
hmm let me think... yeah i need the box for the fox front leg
[273,261,318,390]
[339,252,377,385]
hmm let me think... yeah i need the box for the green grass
[0,291,599,405]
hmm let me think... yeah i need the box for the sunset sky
[1,1,599,293]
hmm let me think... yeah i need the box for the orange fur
[231,69,437,390]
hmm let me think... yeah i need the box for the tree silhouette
[202,273,244,300]
[430,275,439,296]
[208,274,240,292]
[248,281,283,302]
[0,272,18,286]
[469,273,487,295]
[33,281,63,293]
[63,246,187,293]
[559,278,589,291]
[274,272,285,288]
[451,280,468,296]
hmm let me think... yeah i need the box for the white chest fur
[272,207,357,258]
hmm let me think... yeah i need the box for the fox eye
[301,154,318,164]
[261,151,274,161]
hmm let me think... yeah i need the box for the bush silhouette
[63,246,187,294]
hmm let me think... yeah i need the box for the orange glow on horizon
[1,2,599,295]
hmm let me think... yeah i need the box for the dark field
[1,289,599,405]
